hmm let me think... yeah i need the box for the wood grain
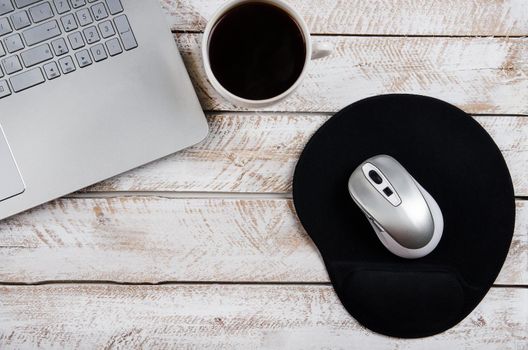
[162,0,528,36]
[1,2,525,347]
[0,284,526,349]
[0,197,525,285]
[176,34,528,114]
[87,114,528,196]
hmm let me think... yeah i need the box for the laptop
[0,0,209,220]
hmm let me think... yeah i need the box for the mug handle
[311,41,333,60]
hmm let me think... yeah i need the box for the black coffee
[208,2,307,100]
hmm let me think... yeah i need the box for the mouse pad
[292,94,515,338]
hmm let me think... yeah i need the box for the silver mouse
[348,155,444,259]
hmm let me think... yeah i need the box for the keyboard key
[52,0,69,14]
[82,25,99,44]
[76,8,92,26]
[0,0,136,100]
[10,67,44,92]
[105,0,121,15]
[0,79,11,98]
[2,55,22,74]
[0,17,12,36]
[23,20,61,46]
[4,33,24,52]
[70,0,84,9]
[114,15,136,50]
[91,2,107,20]
[74,48,90,67]
[29,1,53,23]
[0,0,15,15]
[98,19,114,38]
[58,55,74,73]
[10,10,30,30]
[20,42,52,67]
[90,43,105,61]
[51,37,67,55]
[105,36,121,56]
[13,0,41,8]
[43,60,59,79]
[67,31,83,49]
[60,13,77,32]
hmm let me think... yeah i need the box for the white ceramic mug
[202,0,333,108]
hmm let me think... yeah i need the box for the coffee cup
[202,0,333,108]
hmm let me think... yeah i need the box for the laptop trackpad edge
[0,126,25,202]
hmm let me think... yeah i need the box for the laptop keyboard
[0,0,137,99]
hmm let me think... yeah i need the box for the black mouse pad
[292,94,515,338]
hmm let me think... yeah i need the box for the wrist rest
[336,263,469,338]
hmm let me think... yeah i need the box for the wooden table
[1,1,527,348]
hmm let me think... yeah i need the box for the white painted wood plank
[0,285,525,349]
[0,198,525,285]
[163,0,528,36]
[88,114,528,196]
[176,35,528,114]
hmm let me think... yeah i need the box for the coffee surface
[208,2,307,101]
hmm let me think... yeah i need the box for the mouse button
[348,168,378,204]
[367,155,407,178]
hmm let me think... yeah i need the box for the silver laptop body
[0,0,209,220]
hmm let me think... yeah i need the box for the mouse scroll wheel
[368,170,383,184]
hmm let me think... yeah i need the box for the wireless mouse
[348,155,444,259]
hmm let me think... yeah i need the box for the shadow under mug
[202,0,333,108]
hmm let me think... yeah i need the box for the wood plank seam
[172,29,528,39]
[0,281,524,287]
[70,192,528,200]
